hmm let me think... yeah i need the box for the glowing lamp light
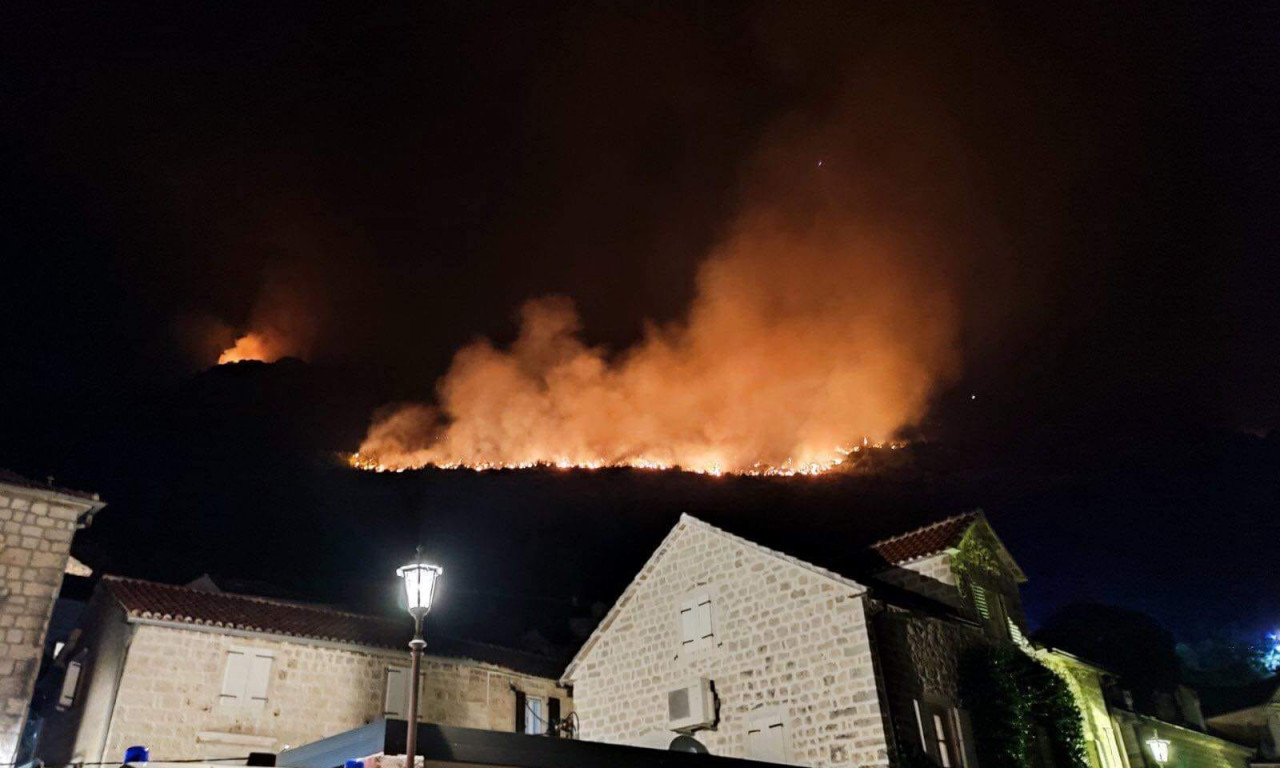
[1146,732,1172,765]
[397,558,443,615]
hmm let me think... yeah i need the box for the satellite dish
[669,735,709,754]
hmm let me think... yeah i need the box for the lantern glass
[1147,737,1171,765]
[397,561,443,613]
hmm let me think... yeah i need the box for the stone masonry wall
[99,623,566,758]
[568,521,891,768]
[872,608,985,760]
[0,484,94,763]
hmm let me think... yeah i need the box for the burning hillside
[351,58,973,477]
[354,208,957,476]
[213,279,318,366]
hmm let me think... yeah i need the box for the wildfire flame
[217,331,290,365]
[347,437,900,477]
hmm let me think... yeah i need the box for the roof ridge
[102,575,396,625]
[869,510,980,550]
[679,513,865,590]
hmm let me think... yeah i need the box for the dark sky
[2,2,1277,652]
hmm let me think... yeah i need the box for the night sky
[2,3,1277,653]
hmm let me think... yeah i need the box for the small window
[971,584,1010,640]
[747,715,788,764]
[524,697,545,735]
[220,647,274,707]
[58,658,83,708]
[679,592,714,650]
[914,700,970,768]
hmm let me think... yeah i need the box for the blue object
[124,745,150,764]
[344,760,364,768]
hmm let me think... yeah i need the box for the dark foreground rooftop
[279,721,771,768]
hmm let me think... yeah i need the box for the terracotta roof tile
[868,511,979,567]
[100,576,562,677]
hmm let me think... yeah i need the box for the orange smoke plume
[217,331,294,365]
[355,209,957,475]
[356,73,967,475]
[213,280,317,366]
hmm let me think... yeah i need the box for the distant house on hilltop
[562,511,1252,768]
[36,576,569,764]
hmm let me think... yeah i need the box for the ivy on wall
[960,644,1090,768]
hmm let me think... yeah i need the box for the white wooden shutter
[385,667,409,719]
[913,699,929,753]
[245,652,273,705]
[680,598,696,644]
[58,660,83,707]
[696,597,714,641]
[972,585,990,619]
[220,649,250,702]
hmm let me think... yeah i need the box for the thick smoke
[216,280,318,366]
[358,116,961,473]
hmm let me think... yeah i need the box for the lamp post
[1146,730,1171,766]
[397,547,443,767]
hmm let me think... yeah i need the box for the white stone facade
[563,515,893,768]
[0,480,101,763]
[38,598,567,764]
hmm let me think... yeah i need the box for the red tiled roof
[99,576,564,677]
[869,512,979,566]
[103,576,407,648]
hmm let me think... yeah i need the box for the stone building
[562,512,1253,768]
[37,576,569,764]
[0,470,105,764]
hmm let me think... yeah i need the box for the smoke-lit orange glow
[354,214,956,475]
[217,331,290,365]
[212,280,317,366]
[353,84,963,477]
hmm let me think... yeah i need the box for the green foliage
[960,644,1090,768]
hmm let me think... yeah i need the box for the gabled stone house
[0,471,105,764]
[37,576,569,764]
[561,512,1250,768]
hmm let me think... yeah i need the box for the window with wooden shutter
[220,647,273,706]
[384,666,409,719]
[679,590,715,651]
[514,690,527,733]
[915,700,968,768]
[58,658,83,708]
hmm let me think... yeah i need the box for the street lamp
[1146,730,1171,765]
[397,547,443,766]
